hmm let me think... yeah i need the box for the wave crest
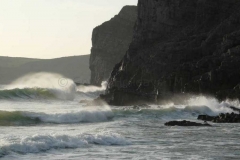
[113,96,238,120]
[1,72,77,101]
[0,87,76,101]
[0,132,131,156]
[0,88,55,100]
[0,107,114,126]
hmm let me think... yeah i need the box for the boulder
[165,120,211,127]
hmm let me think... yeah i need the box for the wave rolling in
[0,105,113,126]
[0,72,77,101]
[0,132,131,156]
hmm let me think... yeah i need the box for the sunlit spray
[2,72,77,100]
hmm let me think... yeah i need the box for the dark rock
[75,82,91,86]
[104,0,240,105]
[197,115,215,121]
[90,6,137,86]
[165,120,211,127]
[198,112,240,123]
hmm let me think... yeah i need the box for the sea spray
[1,72,76,100]
[186,96,234,115]
[76,81,108,101]
[77,81,107,93]
[113,95,239,120]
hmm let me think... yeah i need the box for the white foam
[186,96,234,115]
[0,132,131,155]
[75,81,108,101]
[130,96,238,118]
[153,96,235,116]
[77,81,107,93]
[82,132,131,146]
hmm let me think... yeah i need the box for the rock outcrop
[165,120,211,127]
[90,6,137,86]
[105,0,240,105]
[198,112,240,123]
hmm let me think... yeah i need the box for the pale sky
[0,0,138,59]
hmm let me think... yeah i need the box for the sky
[0,0,138,59]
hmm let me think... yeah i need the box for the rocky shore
[198,112,240,123]
[165,106,240,127]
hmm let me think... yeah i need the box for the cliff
[90,6,137,86]
[105,0,240,105]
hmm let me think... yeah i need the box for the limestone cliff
[90,6,137,86]
[105,0,240,105]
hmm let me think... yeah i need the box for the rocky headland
[103,0,240,106]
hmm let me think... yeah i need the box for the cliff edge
[89,6,137,86]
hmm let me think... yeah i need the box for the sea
[0,73,240,160]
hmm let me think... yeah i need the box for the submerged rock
[165,120,211,127]
[197,115,215,122]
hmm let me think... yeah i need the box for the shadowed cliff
[105,0,240,105]
[90,6,137,86]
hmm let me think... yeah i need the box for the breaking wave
[0,106,113,126]
[0,73,76,101]
[0,88,56,100]
[77,81,107,93]
[75,81,108,101]
[0,87,76,101]
[0,132,131,156]
[113,96,238,120]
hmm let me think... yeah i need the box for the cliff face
[89,6,137,86]
[106,0,240,105]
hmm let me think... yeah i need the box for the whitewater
[0,73,240,159]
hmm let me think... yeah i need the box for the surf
[0,72,77,101]
[113,96,238,120]
[0,106,114,126]
[0,132,131,157]
[0,88,56,100]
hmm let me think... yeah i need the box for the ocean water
[0,73,240,160]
